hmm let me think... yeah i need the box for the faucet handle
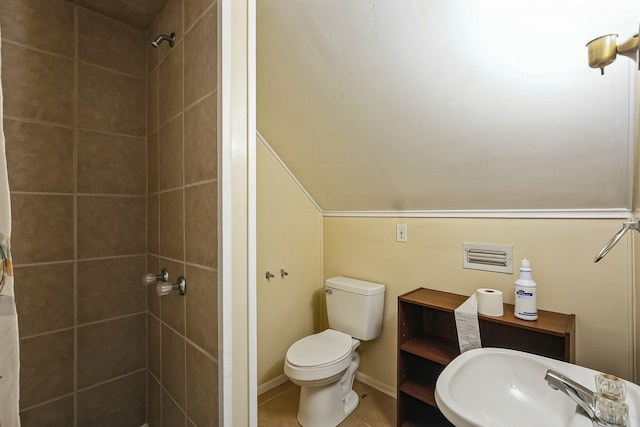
[142,269,169,286]
[594,392,628,426]
[596,374,626,400]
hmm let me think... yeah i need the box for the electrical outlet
[396,224,407,242]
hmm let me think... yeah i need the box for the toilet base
[296,353,360,427]
[297,384,359,427]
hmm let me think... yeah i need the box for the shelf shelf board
[399,288,575,337]
[400,418,453,427]
[400,417,454,427]
[401,337,458,365]
[399,380,437,407]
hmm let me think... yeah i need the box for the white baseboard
[355,372,396,399]
[257,374,289,396]
[257,372,396,399]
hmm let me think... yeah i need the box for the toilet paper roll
[476,288,504,317]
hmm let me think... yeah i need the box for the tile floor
[258,380,396,427]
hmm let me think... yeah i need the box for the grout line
[19,311,148,340]
[73,193,146,198]
[78,60,146,81]
[1,39,146,82]
[76,311,147,329]
[148,310,218,364]
[75,126,146,139]
[184,1,217,36]
[156,13,163,424]
[19,326,75,341]
[3,115,74,130]
[185,336,218,365]
[75,253,147,262]
[183,261,217,273]
[76,127,147,140]
[10,191,73,197]
[148,311,161,323]
[13,253,147,268]
[158,110,183,131]
[10,191,146,198]
[75,4,158,31]
[159,378,188,420]
[257,386,293,407]
[76,368,147,394]
[148,182,218,197]
[73,7,79,427]
[3,115,148,140]
[19,392,75,414]
[181,0,189,409]
[1,39,73,60]
[156,37,184,70]
[12,259,75,268]
[145,282,149,424]
[145,18,150,425]
[154,255,217,272]
[154,179,217,195]
[147,15,160,75]
[183,89,217,114]
[148,368,161,386]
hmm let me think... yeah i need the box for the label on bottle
[515,286,537,320]
[516,289,534,298]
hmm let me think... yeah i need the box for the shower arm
[594,220,640,262]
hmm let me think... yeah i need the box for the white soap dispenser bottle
[514,258,537,320]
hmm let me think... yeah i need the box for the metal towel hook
[594,220,640,262]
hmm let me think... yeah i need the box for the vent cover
[463,243,513,274]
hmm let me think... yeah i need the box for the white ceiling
[257,0,640,212]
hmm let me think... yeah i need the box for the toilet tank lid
[325,276,385,296]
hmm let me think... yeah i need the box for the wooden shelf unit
[397,288,575,427]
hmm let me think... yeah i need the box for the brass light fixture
[586,24,639,75]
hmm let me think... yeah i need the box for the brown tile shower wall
[1,0,147,425]
[146,0,219,426]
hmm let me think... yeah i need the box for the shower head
[151,33,176,48]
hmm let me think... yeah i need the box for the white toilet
[284,276,385,427]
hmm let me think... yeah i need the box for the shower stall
[0,0,219,425]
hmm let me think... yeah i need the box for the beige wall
[3,1,149,424]
[146,0,219,426]
[323,216,633,391]
[257,138,323,385]
[255,143,636,391]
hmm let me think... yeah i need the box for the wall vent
[463,243,513,274]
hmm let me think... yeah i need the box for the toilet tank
[325,276,385,341]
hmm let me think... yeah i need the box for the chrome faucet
[545,370,627,427]
[545,369,595,419]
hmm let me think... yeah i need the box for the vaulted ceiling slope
[257,0,640,213]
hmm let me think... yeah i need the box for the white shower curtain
[0,24,21,427]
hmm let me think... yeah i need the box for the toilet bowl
[283,276,385,427]
[284,329,361,427]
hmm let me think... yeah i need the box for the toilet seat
[284,329,355,382]
[287,329,352,367]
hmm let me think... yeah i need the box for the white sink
[435,348,639,427]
